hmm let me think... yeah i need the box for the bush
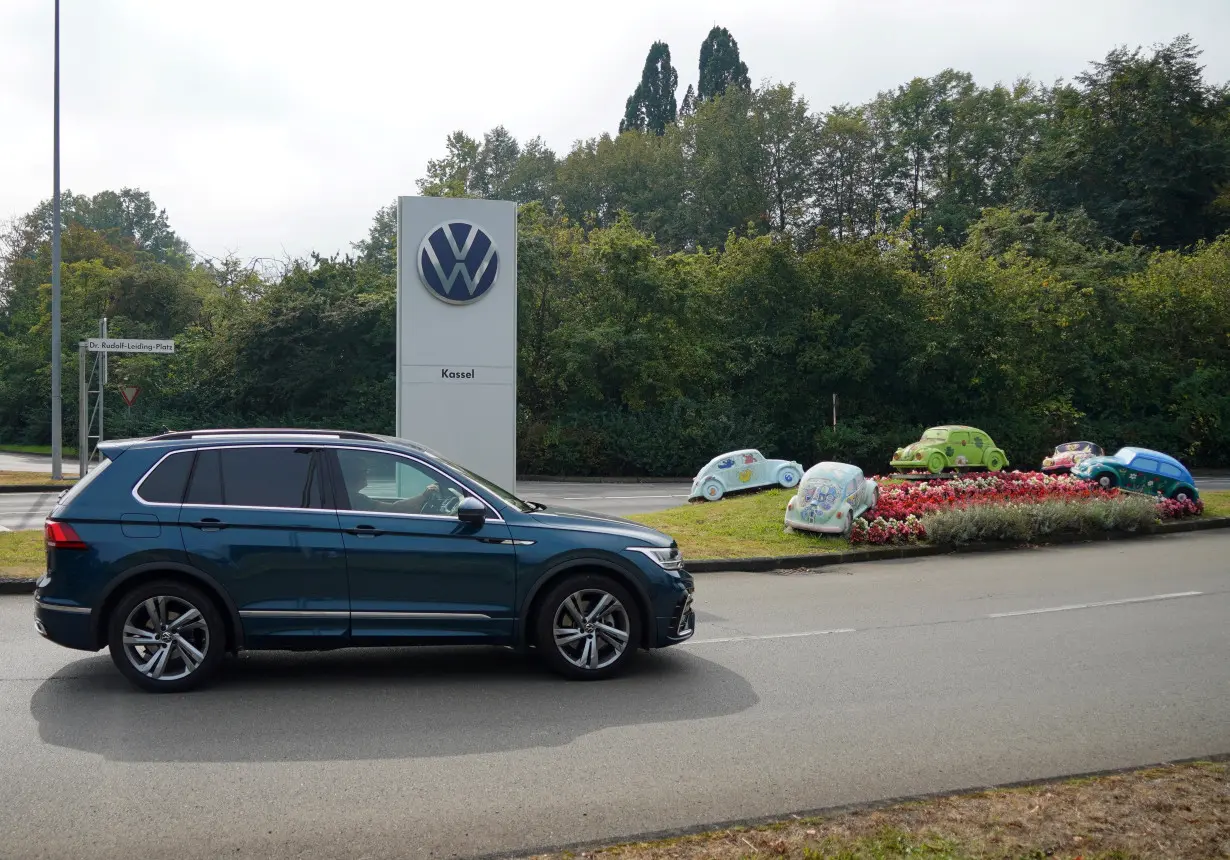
[920,496,1160,546]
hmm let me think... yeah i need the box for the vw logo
[418,221,499,304]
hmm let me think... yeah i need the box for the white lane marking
[684,628,855,645]
[988,591,1204,618]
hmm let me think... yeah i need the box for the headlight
[627,545,683,573]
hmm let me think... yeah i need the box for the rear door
[178,445,348,647]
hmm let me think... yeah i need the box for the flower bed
[851,471,1204,545]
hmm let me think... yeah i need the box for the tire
[108,579,225,693]
[777,465,800,489]
[840,507,854,537]
[985,450,1005,472]
[1095,472,1118,490]
[700,478,724,501]
[1170,485,1195,503]
[926,452,946,474]
[535,573,643,681]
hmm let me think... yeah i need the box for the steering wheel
[438,487,463,516]
[420,485,463,516]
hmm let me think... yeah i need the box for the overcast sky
[3,0,1228,264]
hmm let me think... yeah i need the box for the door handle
[346,524,383,538]
[188,518,227,532]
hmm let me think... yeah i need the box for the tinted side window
[1158,463,1182,479]
[136,451,195,503]
[1133,457,1160,473]
[218,447,324,509]
[185,449,223,505]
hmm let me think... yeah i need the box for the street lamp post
[50,0,63,479]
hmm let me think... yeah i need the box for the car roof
[929,425,983,433]
[1115,447,1192,476]
[802,461,862,480]
[98,429,440,458]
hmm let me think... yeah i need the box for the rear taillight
[45,520,87,550]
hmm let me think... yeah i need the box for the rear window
[184,447,324,509]
[135,451,195,504]
[56,456,114,507]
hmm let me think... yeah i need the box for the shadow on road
[30,646,757,763]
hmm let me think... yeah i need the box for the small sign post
[79,330,175,476]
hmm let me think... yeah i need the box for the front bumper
[654,573,695,647]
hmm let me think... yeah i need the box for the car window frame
[134,444,333,513]
[1132,457,1161,474]
[132,449,196,506]
[322,445,504,523]
[1157,462,1183,479]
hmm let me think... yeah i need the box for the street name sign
[86,338,175,354]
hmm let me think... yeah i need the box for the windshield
[376,434,534,512]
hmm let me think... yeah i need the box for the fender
[514,554,654,649]
[92,561,245,650]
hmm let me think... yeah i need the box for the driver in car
[341,458,442,514]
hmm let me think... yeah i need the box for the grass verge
[630,489,848,559]
[0,530,43,581]
[526,760,1228,860]
[0,471,76,488]
[632,488,1230,560]
[1203,489,1230,518]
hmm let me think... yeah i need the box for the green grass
[0,471,77,488]
[629,488,849,560]
[1202,489,1230,517]
[0,530,43,580]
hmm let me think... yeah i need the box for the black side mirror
[457,496,486,525]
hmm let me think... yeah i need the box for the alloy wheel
[121,595,211,682]
[552,589,631,671]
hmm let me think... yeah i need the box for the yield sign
[119,385,140,407]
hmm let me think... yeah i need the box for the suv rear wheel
[107,580,225,693]
[535,573,642,680]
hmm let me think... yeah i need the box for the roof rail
[150,428,384,442]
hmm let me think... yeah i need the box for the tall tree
[1019,35,1230,248]
[619,41,679,135]
[752,84,820,234]
[471,126,521,199]
[416,131,481,197]
[697,26,750,103]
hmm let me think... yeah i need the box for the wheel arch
[93,562,243,652]
[518,557,654,651]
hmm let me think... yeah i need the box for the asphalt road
[2,532,1227,859]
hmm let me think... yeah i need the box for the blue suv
[35,429,695,692]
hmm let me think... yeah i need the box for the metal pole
[97,318,106,448]
[78,343,87,478]
[50,0,63,479]
[832,393,837,431]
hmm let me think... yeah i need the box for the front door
[327,448,517,643]
[178,446,349,648]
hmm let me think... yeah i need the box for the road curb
[686,516,1230,573]
[0,580,37,594]
[0,484,70,494]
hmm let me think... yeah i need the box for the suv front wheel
[107,580,225,693]
[535,573,642,680]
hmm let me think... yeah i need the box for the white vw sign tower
[396,196,518,490]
